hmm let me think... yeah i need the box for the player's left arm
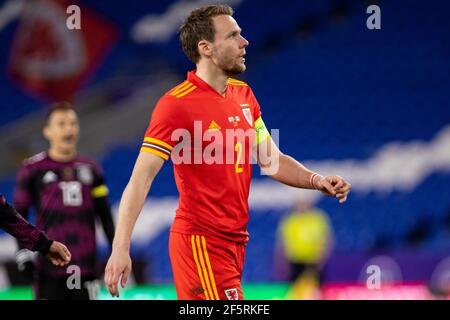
[92,167,115,246]
[252,117,351,203]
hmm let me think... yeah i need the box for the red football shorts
[169,231,246,300]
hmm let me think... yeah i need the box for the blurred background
[0,0,449,299]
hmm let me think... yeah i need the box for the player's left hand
[46,241,71,267]
[316,175,351,203]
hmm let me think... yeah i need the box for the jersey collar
[187,70,227,98]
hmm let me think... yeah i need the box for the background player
[277,198,333,299]
[13,102,115,300]
[104,5,350,299]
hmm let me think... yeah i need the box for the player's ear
[198,40,212,58]
[42,126,50,140]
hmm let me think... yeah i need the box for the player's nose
[240,35,249,48]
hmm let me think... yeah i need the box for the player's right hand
[104,249,132,297]
[46,241,71,267]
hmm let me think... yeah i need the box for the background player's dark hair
[45,101,77,124]
[179,5,234,64]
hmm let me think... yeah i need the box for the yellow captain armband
[254,116,270,145]
[91,185,109,198]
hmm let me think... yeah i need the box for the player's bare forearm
[113,152,164,250]
[255,137,351,203]
[255,138,314,188]
[113,184,146,250]
[106,152,164,298]
[271,153,316,189]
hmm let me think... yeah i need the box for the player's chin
[238,60,246,71]
[60,141,77,150]
[228,64,246,76]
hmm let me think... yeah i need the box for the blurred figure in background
[277,198,333,299]
[13,102,115,300]
[0,194,71,267]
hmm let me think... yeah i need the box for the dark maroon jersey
[14,152,112,277]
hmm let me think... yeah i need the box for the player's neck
[195,64,228,97]
[47,148,77,162]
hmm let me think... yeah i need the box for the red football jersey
[141,71,262,243]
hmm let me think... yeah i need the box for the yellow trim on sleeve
[140,147,169,160]
[143,137,173,151]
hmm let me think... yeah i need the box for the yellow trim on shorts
[191,235,210,300]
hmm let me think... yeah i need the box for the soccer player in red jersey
[105,5,351,299]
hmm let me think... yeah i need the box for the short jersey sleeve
[140,96,185,160]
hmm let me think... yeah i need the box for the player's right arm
[104,152,164,297]
[105,93,183,297]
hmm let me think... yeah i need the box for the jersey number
[235,142,243,174]
[59,181,83,206]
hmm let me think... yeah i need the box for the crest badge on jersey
[62,167,74,181]
[241,107,253,127]
[224,288,239,300]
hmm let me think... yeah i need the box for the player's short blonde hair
[179,5,234,64]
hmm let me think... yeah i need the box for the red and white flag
[8,0,118,102]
